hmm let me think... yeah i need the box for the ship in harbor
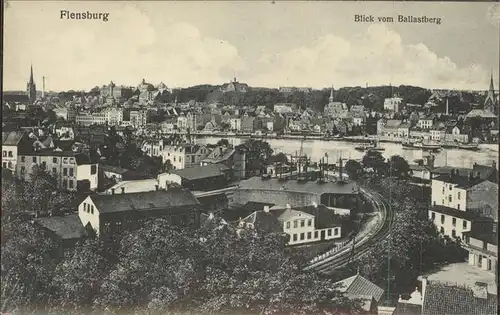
[354,141,385,152]
[402,139,441,152]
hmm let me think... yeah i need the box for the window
[334,228,339,236]
[53,157,58,163]
[327,229,332,236]
[91,165,97,175]
[293,220,298,228]
[442,199,444,204]
[116,221,122,233]
[179,157,182,162]
[457,204,460,210]
[449,185,452,191]
[2,151,6,157]
[63,168,68,176]
[457,192,461,200]
[314,231,318,238]
[41,161,46,169]
[7,162,12,169]
[91,205,94,214]
[452,230,456,238]
[463,220,467,229]
[63,158,68,164]
[431,212,435,220]
[433,201,436,206]
[104,222,111,233]
[448,195,452,202]
[21,156,25,162]
[69,180,74,189]
[174,157,176,162]
[300,233,305,240]
[69,168,74,177]
[20,166,25,174]
[286,222,290,229]
[307,232,312,239]
[293,234,297,242]
[301,220,305,227]
[452,218,456,227]
[442,187,445,193]
[32,157,37,163]
[307,219,312,226]
[8,151,13,157]
[52,168,57,175]
[441,215,445,224]
[440,226,444,233]
[84,203,87,212]
[192,156,195,163]
[62,179,67,188]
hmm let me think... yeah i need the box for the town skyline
[4,2,500,92]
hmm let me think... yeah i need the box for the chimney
[111,188,115,195]
[155,184,159,191]
[445,98,449,115]
[472,282,488,299]
[121,187,125,194]
[264,205,270,213]
[42,76,45,98]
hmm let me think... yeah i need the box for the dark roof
[334,274,385,302]
[464,222,498,246]
[90,189,200,214]
[224,201,275,222]
[2,131,27,146]
[238,177,358,195]
[431,205,480,221]
[433,174,485,189]
[394,302,422,315]
[53,140,75,151]
[296,205,343,229]
[241,211,284,233]
[35,214,87,240]
[171,164,229,181]
[422,282,497,315]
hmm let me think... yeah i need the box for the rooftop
[171,164,229,181]
[90,189,200,214]
[2,131,27,146]
[35,214,87,240]
[106,179,159,195]
[334,274,384,303]
[422,281,497,315]
[430,205,481,221]
[237,177,358,195]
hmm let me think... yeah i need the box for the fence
[308,239,351,264]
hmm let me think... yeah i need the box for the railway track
[305,188,395,274]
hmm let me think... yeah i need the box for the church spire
[27,64,37,105]
[484,72,497,114]
[329,85,334,103]
[29,64,34,84]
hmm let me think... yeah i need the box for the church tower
[484,73,498,115]
[26,65,37,105]
[329,85,334,103]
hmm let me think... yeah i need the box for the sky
[3,1,500,92]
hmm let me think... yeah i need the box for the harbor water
[195,136,498,168]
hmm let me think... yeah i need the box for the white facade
[157,173,183,189]
[161,144,210,170]
[431,179,467,211]
[76,163,99,190]
[417,119,433,129]
[130,110,148,128]
[230,118,242,131]
[279,209,341,245]
[428,210,471,239]
[2,145,18,172]
[266,121,274,132]
[384,97,403,112]
[104,107,124,125]
[78,196,100,236]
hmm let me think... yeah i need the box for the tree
[361,150,387,176]
[240,140,274,177]
[269,152,288,164]
[388,155,410,178]
[216,138,230,147]
[1,220,59,314]
[49,239,112,314]
[344,160,363,180]
[163,159,174,173]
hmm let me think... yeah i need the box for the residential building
[161,143,210,169]
[103,107,124,126]
[444,125,469,143]
[130,109,149,128]
[273,103,294,114]
[170,164,231,191]
[77,189,202,242]
[397,122,410,137]
[230,117,242,131]
[238,203,343,245]
[241,113,255,133]
[429,166,498,240]
[377,119,402,138]
[53,106,77,121]
[16,149,99,191]
[220,77,248,93]
[76,111,107,126]
[2,131,30,172]
[417,117,434,129]
[429,125,446,142]
[383,96,403,112]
